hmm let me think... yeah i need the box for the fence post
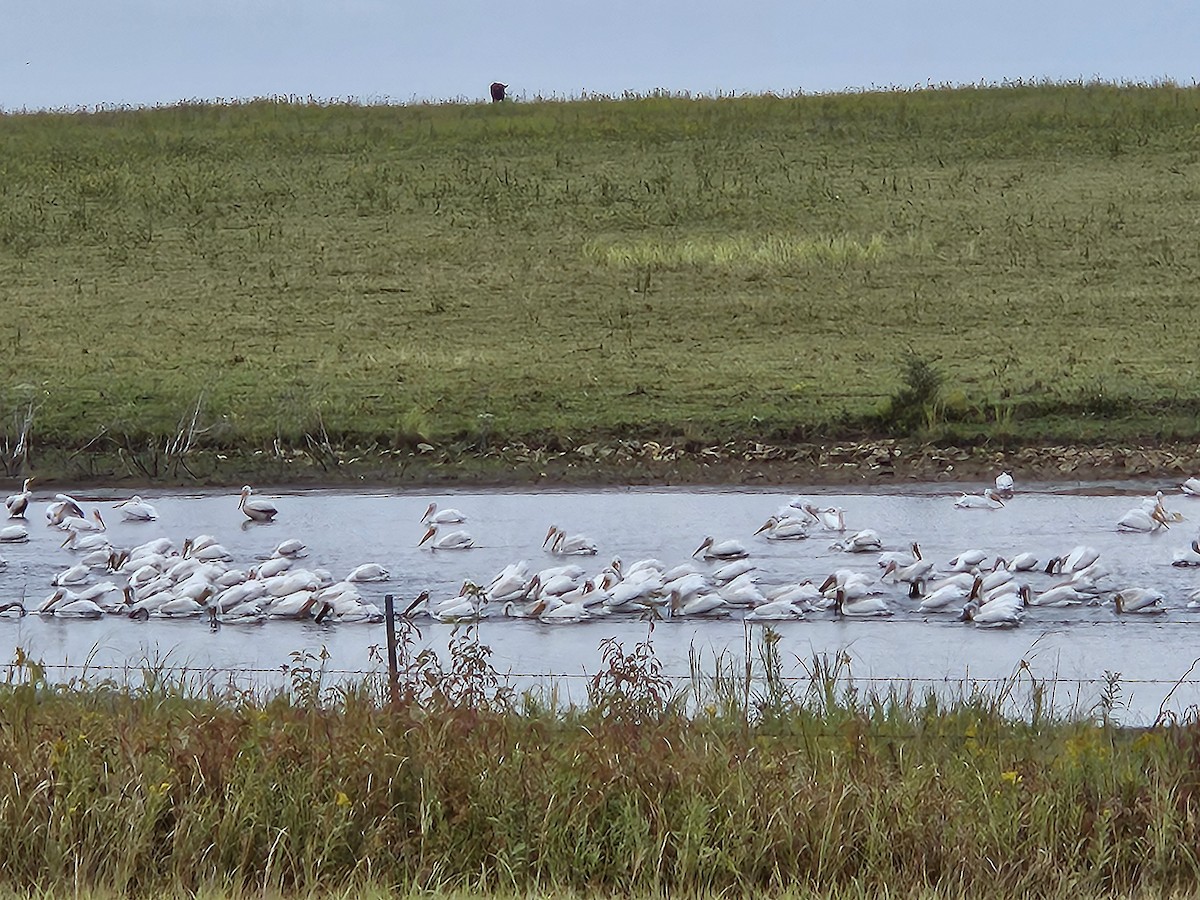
[384,594,399,704]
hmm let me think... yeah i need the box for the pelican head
[418,526,437,547]
[692,536,714,558]
[543,525,560,548]
[755,516,780,535]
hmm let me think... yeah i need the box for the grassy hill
[3,83,1200,471]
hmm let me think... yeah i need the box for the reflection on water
[2,481,1200,723]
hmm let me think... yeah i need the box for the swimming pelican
[1183,478,1200,497]
[346,563,390,582]
[1047,545,1101,575]
[418,524,475,550]
[835,587,891,617]
[1172,539,1200,567]
[239,485,278,522]
[544,525,598,555]
[0,524,28,543]
[693,536,749,561]
[877,542,921,569]
[920,576,983,612]
[961,596,1021,627]
[831,529,883,553]
[1113,588,1166,614]
[116,496,157,521]
[997,552,1039,572]
[947,549,989,572]
[754,515,812,541]
[744,599,805,621]
[60,509,105,534]
[994,471,1015,499]
[1028,583,1088,607]
[5,477,33,518]
[1117,494,1171,532]
[421,502,467,525]
[272,539,308,559]
[953,488,1005,510]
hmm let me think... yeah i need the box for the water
[4,481,1200,723]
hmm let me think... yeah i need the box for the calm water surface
[4,480,1200,723]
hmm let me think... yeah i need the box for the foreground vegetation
[1,630,1199,898]
[2,82,1200,483]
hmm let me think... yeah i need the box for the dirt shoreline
[14,438,1200,491]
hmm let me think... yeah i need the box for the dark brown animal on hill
[490,82,507,102]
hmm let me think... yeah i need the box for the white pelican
[953,488,1005,510]
[5,477,33,518]
[961,597,1021,627]
[421,502,467,525]
[1172,539,1200,567]
[1028,583,1088,607]
[272,539,307,558]
[45,494,84,526]
[744,599,805,621]
[52,564,91,587]
[418,524,474,550]
[1113,588,1166,615]
[1116,494,1170,533]
[1048,545,1101,575]
[1183,477,1200,497]
[711,558,755,583]
[0,524,28,543]
[669,589,730,618]
[832,529,882,553]
[693,536,749,561]
[60,509,106,534]
[920,576,982,612]
[38,589,104,618]
[994,471,1015,499]
[881,557,935,589]
[834,588,891,617]
[812,506,847,531]
[754,515,811,541]
[61,531,111,552]
[544,525,598,555]
[877,542,921,569]
[997,552,1039,572]
[346,563,389,582]
[239,485,278,522]
[718,573,767,607]
[116,496,157,521]
[947,549,988,572]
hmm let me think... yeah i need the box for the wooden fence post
[384,594,399,704]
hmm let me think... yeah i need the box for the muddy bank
[13,437,1200,490]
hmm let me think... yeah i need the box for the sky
[1,1,1197,111]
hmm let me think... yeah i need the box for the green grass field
[3,82,1200,466]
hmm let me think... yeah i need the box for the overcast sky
[2,1,1196,111]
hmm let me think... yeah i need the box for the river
[4,480,1200,723]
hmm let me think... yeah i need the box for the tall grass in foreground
[2,629,1200,899]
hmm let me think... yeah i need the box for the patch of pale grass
[583,233,890,271]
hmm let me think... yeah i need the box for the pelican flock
[0,475,1198,629]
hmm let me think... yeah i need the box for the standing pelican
[5,478,33,518]
[994,471,1015,499]
[239,485,278,522]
